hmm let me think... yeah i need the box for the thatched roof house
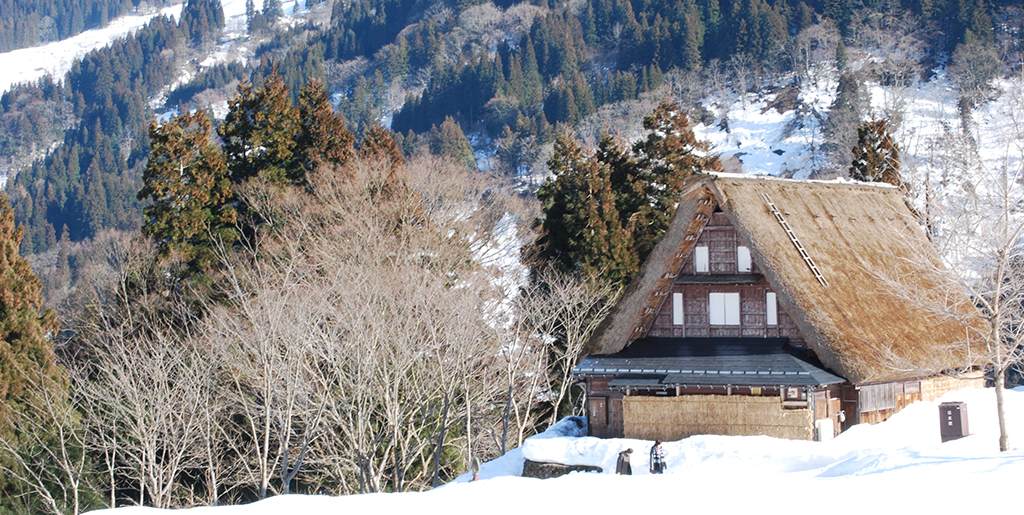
[575,173,983,441]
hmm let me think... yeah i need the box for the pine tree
[430,117,477,171]
[825,71,866,173]
[264,0,283,24]
[138,110,236,263]
[0,194,66,515]
[0,195,61,415]
[246,0,256,32]
[836,40,848,71]
[627,101,721,258]
[359,124,404,167]
[56,224,71,286]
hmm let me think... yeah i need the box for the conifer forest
[0,0,1021,511]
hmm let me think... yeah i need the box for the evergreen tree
[532,102,720,285]
[836,40,848,71]
[627,101,721,258]
[218,71,302,184]
[359,124,404,167]
[180,0,226,45]
[850,119,904,189]
[534,133,637,284]
[0,195,61,414]
[0,194,66,515]
[246,0,255,29]
[825,71,866,174]
[264,0,284,24]
[429,117,477,171]
[296,78,355,178]
[139,110,236,264]
[56,224,70,286]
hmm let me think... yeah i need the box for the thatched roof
[585,173,981,384]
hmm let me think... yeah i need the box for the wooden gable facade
[645,210,804,342]
[574,174,985,442]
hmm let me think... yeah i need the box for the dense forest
[5,0,1022,256]
[0,0,1022,511]
[2,0,225,255]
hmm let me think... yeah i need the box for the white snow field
[89,386,1024,515]
[0,3,186,96]
[0,0,318,96]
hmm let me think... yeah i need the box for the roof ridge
[705,171,898,190]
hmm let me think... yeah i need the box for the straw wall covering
[921,374,986,402]
[623,395,814,441]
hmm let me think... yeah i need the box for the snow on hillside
[0,3,186,96]
[0,0,321,97]
[693,68,1022,189]
[88,386,1024,515]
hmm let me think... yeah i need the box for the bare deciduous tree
[0,373,91,515]
[881,80,1024,452]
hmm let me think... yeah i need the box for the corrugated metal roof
[574,337,845,387]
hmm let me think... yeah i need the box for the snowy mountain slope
[692,68,1022,189]
[0,0,322,97]
[87,386,1024,515]
[0,3,186,96]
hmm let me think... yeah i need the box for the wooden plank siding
[647,212,804,344]
[856,380,924,425]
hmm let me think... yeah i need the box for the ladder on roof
[760,192,829,287]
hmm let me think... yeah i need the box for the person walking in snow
[649,440,666,474]
[616,448,633,475]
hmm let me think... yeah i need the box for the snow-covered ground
[88,386,1024,514]
[693,67,1022,188]
[0,0,319,97]
[0,3,186,95]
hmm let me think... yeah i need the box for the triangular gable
[584,173,982,384]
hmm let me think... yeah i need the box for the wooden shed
[574,173,985,441]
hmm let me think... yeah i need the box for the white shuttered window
[766,292,778,326]
[709,292,740,325]
[695,246,709,272]
[737,246,752,272]
[673,293,684,325]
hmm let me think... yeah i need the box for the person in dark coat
[649,440,666,474]
[615,448,633,475]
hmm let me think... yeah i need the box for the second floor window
[695,245,709,273]
[738,246,752,272]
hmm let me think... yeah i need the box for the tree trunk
[431,393,450,487]
[464,379,472,477]
[501,383,513,455]
[995,367,1010,451]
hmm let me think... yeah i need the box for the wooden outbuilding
[574,173,984,441]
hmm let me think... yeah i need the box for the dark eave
[574,337,846,388]
[675,274,764,284]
